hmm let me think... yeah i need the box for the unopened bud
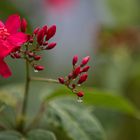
[34,65,44,71]
[43,25,47,34]
[81,66,90,73]
[58,77,65,84]
[78,74,88,84]
[77,91,84,97]
[72,55,78,66]
[34,55,41,60]
[46,25,56,40]
[21,18,27,32]
[33,27,40,34]
[73,66,81,78]
[37,29,45,45]
[46,42,56,50]
[68,73,73,79]
[43,41,48,46]
[81,56,90,67]
[28,52,34,57]
[14,53,21,58]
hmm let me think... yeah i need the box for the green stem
[30,77,59,84]
[18,59,30,132]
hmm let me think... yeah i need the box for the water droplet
[77,97,83,103]
[34,69,38,73]
[77,84,81,87]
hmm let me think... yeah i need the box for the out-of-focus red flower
[44,0,76,12]
[0,14,28,78]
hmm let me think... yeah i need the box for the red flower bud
[34,55,41,60]
[10,54,15,59]
[14,53,21,59]
[72,84,76,89]
[33,27,40,34]
[37,29,45,45]
[78,73,88,84]
[43,41,48,46]
[72,55,78,66]
[68,73,73,79]
[34,65,44,71]
[43,25,47,34]
[81,66,90,73]
[73,66,81,78]
[28,52,34,57]
[81,56,90,67]
[46,42,56,50]
[29,38,33,43]
[58,77,65,84]
[46,25,56,40]
[21,18,27,32]
[77,91,84,97]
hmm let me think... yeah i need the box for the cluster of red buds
[10,18,57,72]
[58,55,90,102]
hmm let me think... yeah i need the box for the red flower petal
[5,14,21,34]
[0,21,4,28]
[0,40,12,58]
[0,59,12,78]
[7,32,28,46]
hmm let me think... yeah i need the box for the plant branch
[30,77,59,84]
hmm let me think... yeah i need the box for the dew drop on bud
[34,69,38,73]
[77,97,83,103]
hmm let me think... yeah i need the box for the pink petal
[5,14,20,34]
[0,40,12,58]
[0,59,12,78]
[7,32,28,46]
[0,21,4,28]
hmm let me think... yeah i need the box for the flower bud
[34,65,44,71]
[33,27,40,34]
[21,18,27,32]
[34,55,41,60]
[46,25,56,40]
[37,29,45,45]
[14,53,21,59]
[81,66,90,73]
[77,91,84,97]
[43,41,48,46]
[43,25,47,34]
[46,42,56,50]
[72,55,78,66]
[73,66,80,78]
[58,77,65,84]
[10,54,15,59]
[81,56,90,67]
[28,52,34,57]
[78,73,88,84]
[68,73,73,79]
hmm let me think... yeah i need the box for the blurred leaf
[0,0,21,20]
[46,87,140,119]
[45,98,106,140]
[27,129,56,140]
[0,104,16,129]
[107,0,140,25]
[0,131,22,140]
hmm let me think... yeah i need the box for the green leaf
[0,104,16,129]
[0,0,21,20]
[46,87,140,119]
[0,131,22,140]
[27,129,56,140]
[45,97,106,140]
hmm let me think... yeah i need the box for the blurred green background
[0,0,140,140]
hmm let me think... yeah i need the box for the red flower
[0,14,28,78]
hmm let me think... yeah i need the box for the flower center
[0,27,10,40]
